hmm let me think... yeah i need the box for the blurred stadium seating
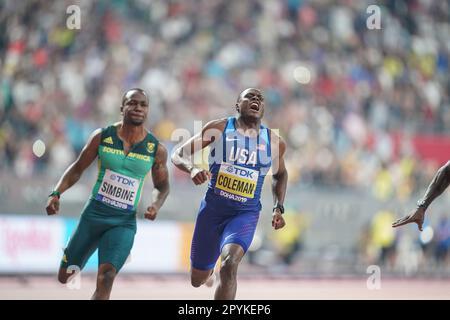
[1,0,450,277]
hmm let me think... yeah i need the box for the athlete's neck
[235,116,260,136]
[117,122,146,144]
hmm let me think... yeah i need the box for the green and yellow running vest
[90,124,159,212]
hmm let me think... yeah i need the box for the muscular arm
[53,129,101,195]
[46,129,101,215]
[270,131,288,230]
[417,161,450,209]
[392,161,450,231]
[271,132,288,207]
[171,119,226,183]
[149,143,170,211]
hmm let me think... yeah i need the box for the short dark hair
[236,88,262,103]
[122,88,148,106]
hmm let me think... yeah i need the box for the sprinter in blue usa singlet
[191,116,272,270]
[172,88,288,300]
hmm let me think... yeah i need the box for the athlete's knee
[98,268,117,285]
[191,276,204,288]
[190,269,212,288]
[98,270,116,283]
[58,271,69,284]
[58,268,73,284]
[220,255,240,279]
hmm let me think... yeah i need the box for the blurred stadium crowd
[1,0,450,274]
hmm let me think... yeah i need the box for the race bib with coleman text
[214,163,259,202]
[96,169,140,210]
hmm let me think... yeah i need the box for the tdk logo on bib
[215,163,259,201]
[226,166,254,179]
[110,174,136,187]
[97,169,140,210]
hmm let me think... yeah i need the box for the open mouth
[250,102,260,111]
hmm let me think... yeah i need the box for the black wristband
[273,204,284,214]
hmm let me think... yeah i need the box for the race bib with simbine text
[96,169,140,210]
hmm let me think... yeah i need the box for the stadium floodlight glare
[293,66,311,84]
[32,139,46,158]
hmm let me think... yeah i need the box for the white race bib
[97,169,140,210]
[214,163,259,199]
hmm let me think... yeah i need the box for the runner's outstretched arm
[392,161,450,231]
[171,119,226,185]
[271,132,287,230]
[46,129,101,215]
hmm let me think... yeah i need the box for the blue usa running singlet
[190,117,273,269]
[206,117,272,211]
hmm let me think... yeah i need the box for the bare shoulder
[268,129,285,143]
[75,128,102,165]
[92,127,103,136]
[268,129,286,153]
[88,128,102,145]
[203,118,228,132]
[155,142,168,160]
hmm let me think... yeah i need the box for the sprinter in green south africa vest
[92,124,158,212]
[45,88,170,300]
